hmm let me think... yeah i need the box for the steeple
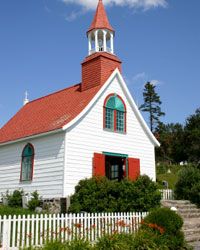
[87,0,115,55]
[88,0,114,33]
[81,0,122,91]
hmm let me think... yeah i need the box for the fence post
[2,215,10,249]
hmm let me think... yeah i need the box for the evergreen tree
[139,82,165,132]
[184,108,200,163]
[155,122,186,163]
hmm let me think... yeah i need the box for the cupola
[81,0,122,91]
[87,0,115,55]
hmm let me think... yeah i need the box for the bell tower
[81,0,122,91]
[87,0,114,55]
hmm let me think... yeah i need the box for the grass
[156,164,184,190]
[0,205,36,216]
[157,173,179,189]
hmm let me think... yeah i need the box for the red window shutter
[93,153,105,177]
[128,158,140,181]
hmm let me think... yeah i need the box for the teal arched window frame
[20,143,34,182]
[103,94,126,133]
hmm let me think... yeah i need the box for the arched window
[20,143,34,182]
[104,94,126,133]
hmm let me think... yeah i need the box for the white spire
[23,91,29,106]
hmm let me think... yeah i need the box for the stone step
[162,203,197,209]
[162,200,200,247]
[189,241,200,250]
[183,219,200,230]
[179,213,200,219]
[162,202,197,209]
[178,208,200,213]
[183,228,200,237]
[185,234,200,243]
[162,200,191,205]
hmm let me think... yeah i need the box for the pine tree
[139,82,165,132]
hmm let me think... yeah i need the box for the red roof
[0,83,102,144]
[87,0,114,33]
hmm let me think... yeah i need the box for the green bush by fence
[69,175,161,213]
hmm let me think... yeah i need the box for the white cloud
[130,72,163,87]
[62,0,168,11]
[65,10,83,21]
[151,79,159,86]
[132,72,147,82]
[44,5,52,13]
[151,79,164,86]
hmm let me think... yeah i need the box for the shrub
[7,190,24,208]
[95,233,135,250]
[28,191,41,211]
[174,165,200,206]
[64,239,92,250]
[190,182,200,207]
[143,207,183,234]
[0,205,35,216]
[141,207,185,249]
[21,239,93,250]
[132,229,168,250]
[129,175,161,211]
[69,176,161,213]
[68,177,118,213]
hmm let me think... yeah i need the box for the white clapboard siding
[0,212,147,249]
[0,132,65,199]
[64,76,156,195]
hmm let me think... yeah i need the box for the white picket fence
[0,212,147,249]
[160,189,174,200]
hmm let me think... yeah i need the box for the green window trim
[21,144,34,182]
[104,152,129,181]
[105,95,125,112]
[104,94,126,133]
[103,152,128,158]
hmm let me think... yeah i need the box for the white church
[0,0,159,199]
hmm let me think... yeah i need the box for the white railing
[160,189,174,200]
[0,212,147,249]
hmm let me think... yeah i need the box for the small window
[116,111,125,132]
[105,108,114,129]
[104,94,126,133]
[21,144,34,182]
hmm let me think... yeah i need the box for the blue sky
[0,0,199,128]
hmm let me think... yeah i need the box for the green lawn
[157,173,179,189]
[156,164,184,190]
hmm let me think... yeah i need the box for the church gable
[0,0,159,198]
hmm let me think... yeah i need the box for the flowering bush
[143,207,183,234]
[139,207,186,249]
[95,233,135,250]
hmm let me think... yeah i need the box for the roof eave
[0,128,64,147]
